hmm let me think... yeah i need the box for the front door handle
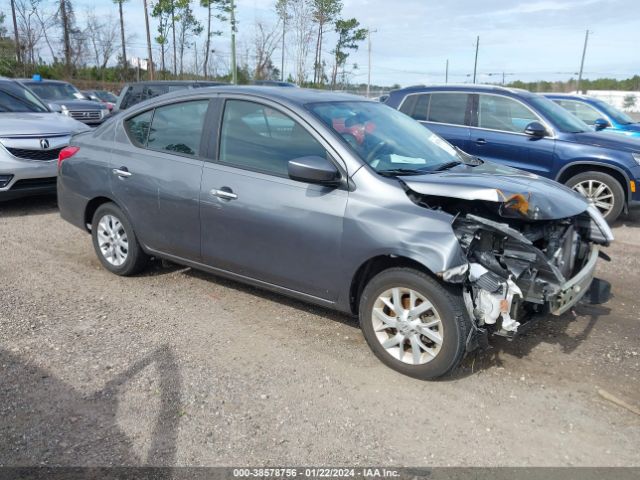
[475,138,487,145]
[112,167,132,178]
[211,188,238,200]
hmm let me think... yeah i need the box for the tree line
[0,0,368,88]
[507,76,640,94]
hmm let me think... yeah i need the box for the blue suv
[544,94,640,138]
[385,85,640,222]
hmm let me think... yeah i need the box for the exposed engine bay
[405,183,615,350]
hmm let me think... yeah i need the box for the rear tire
[565,171,624,222]
[359,268,470,380]
[91,203,149,276]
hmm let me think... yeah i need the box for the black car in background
[115,80,226,110]
[21,79,110,126]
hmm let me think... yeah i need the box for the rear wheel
[565,171,624,222]
[359,268,470,380]
[91,203,149,276]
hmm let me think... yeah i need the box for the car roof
[124,80,226,87]
[391,83,533,96]
[127,85,369,109]
[543,93,596,101]
[20,78,73,84]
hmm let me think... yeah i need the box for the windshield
[593,99,635,125]
[27,82,83,101]
[528,95,590,133]
[0,82,48,113]
[307,101,463,174]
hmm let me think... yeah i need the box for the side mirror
[524,121,548,138]
[593,118,610,131]
[288,155,340,185]
[48,103,62,113]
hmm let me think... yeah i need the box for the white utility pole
[230,0,237,84]
[472,36,479,83]
[367,28,377,98]
[576,30,591,94]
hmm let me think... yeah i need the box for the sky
[45,0,640,86]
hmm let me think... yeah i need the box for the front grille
[69,110,101,121]
[6,147,63,161]
[11,177,57,190]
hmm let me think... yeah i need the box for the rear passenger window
[219,100,326,177]
[427,93,469,125]
[124,110,153,147]
[399,94,430,121]
[147,100,209,156]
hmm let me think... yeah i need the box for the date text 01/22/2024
[232,468,401,478]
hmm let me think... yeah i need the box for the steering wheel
[366,140,389,164]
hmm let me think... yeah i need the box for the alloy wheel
[572,179,615,217]
[97,214,129,266]
[371,287,443,365]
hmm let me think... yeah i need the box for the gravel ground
[1,196,639,467]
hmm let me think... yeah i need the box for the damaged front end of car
[405,179,614,352]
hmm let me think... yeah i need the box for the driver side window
[219,100,327,177]
[478,95,540,133]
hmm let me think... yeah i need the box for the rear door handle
[112,167,132,178]
[475,138,487,145]
[211,188,238,200]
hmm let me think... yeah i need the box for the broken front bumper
[549,246,600,316]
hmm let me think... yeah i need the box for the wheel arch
[348,254,444,316]
[84,196,119,231]
[556,161,631,204]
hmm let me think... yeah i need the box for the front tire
[359,268,470,380]
[565,171,624,222]
[91,203,149,276]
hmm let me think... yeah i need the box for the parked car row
[0,77,306,201]
[2,77,639,221]
[385,85,640,222]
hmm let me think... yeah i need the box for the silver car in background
[0,78,90,200]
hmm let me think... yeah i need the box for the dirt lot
[1,197,639,467]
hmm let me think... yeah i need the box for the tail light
[58,146,80,170]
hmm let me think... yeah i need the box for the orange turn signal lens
[631,181,636,193]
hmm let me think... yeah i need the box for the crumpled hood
[0,112,90,136]
[401,161,589,220]
[566,130,640,152]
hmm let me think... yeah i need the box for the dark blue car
[544,94,640,138]
[385,85,640,222]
